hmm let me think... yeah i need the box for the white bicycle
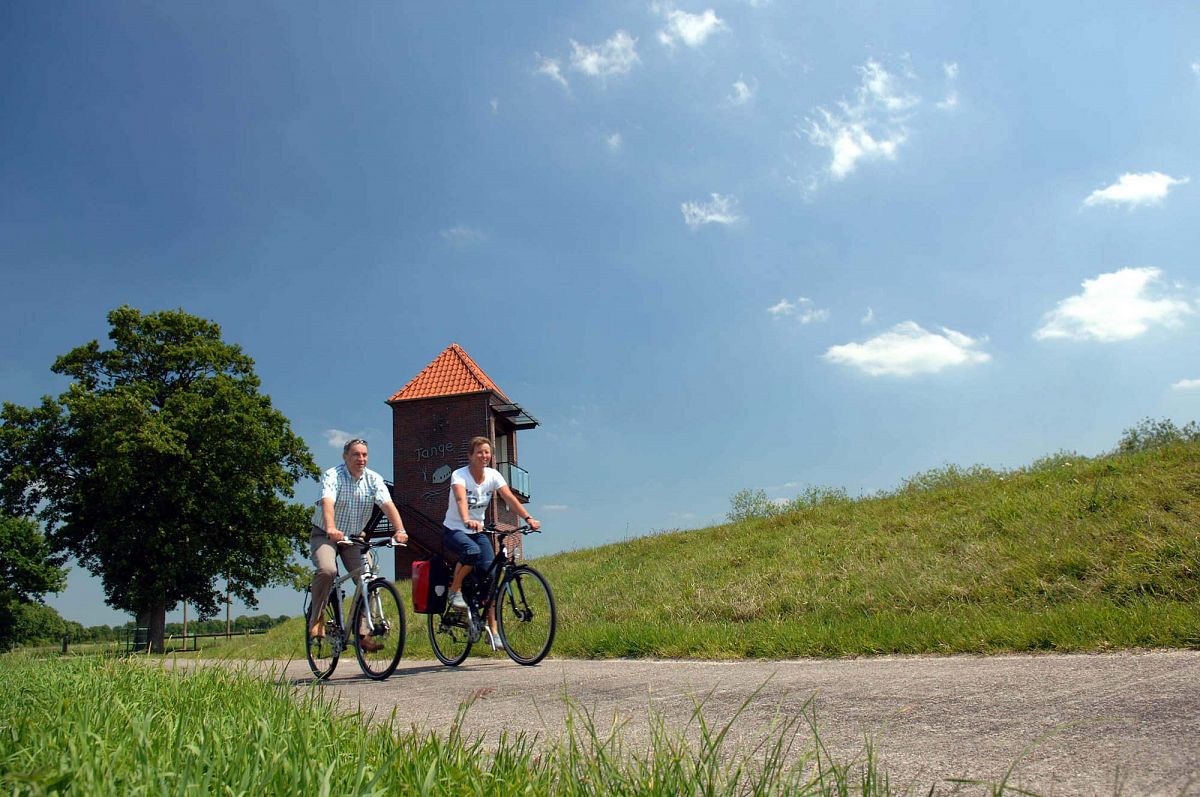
[303,536,406,680]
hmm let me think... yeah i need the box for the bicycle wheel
[497,566,556,666]
[305,589,340,680]
[352,579,406,680]
[427,607,472,666]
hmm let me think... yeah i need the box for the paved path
[184,651,1200,795]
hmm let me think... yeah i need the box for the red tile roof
[387,344,510,403]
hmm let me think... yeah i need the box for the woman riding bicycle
[443,436,539,645]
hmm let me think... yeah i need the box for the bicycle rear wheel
[304,589,340,680]
[352,579,406,680]
[497,566,556,666]
[427,607,472,666]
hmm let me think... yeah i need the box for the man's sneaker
[448,591,467,610]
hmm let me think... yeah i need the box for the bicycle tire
[352,579,406,680]
[427,607,472,666]
[305,588,340,680]
[497,566,556,666]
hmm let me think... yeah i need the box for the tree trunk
[137,601,167,654]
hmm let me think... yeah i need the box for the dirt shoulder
[177,650,1200,795]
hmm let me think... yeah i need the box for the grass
[0,653,924,796]
[173,442,1199,662]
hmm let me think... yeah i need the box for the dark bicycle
[428,524,556,666]
[303,535,406,680]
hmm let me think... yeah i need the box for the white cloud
[861,307,875,324]
[1083,172,1189,208]
[606,132,623,151]
[540,504,570,512]
[767,299,794,316]
[681,193,740,228]
[804,59,920,181]
[936,61,959,110]
[1035,267,1192,342]
[823,321,990,376]
[1192,60,1200,78]
[768,296,829,324]
[490,97,499,114]
[728,77,755,106]
[655,5,728,48]
[570,30,640,78]
[440,225,487,245]
[324,429,355,450]
[1172,378,1200,390]
[535,55,569,88]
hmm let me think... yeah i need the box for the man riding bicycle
[309,438,408,650]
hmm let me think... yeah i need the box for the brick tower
[384,344,538,577]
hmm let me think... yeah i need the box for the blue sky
[3,2,1199,627]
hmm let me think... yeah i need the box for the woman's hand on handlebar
[466,518,484,532]
[525,517,541,532]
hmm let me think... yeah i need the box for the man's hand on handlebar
[326,527,345,543]
[392,529,409,547]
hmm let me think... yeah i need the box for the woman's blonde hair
[467,436,493,454]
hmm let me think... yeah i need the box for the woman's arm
[497,484,539,531]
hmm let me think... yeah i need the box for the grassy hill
[540,441,1200,658]
[197,440,1199,662]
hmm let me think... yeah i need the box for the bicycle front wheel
[497,566,556,665]
[427,607,472,666]
[352,579,406,680]
[305,589,340,680]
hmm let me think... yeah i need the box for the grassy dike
[0,654,890,796]
[214,441,1199,661]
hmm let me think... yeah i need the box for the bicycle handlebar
[335,536,406,548]
[479,523,541,535]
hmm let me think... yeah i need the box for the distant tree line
[7,600,292,647]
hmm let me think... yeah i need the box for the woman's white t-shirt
[443,466,508,532]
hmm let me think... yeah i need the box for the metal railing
[496,461,531,499]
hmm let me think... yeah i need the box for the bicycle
[303,535,407,680]
[428,524,557,667]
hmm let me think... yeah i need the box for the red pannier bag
[412,559,449,614]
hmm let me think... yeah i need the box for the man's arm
[381,501,408,544]
[321,497,344,543]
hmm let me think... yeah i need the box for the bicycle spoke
[427,607,472,666]
[305,592,341,680]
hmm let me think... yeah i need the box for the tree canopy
[0,306,317,651]
[0,514,67,650]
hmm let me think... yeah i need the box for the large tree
[0,306,317,652]
[0,514,67,650]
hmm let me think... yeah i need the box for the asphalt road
[184,650,1200,795]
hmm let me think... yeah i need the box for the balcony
[496,461,531,501]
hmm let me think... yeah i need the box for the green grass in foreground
[180,443,1200,662]
[1,654,931,796]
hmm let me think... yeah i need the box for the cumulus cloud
[440,225,487,245]
[768,297,830,323]
[535,55,569,88]
[654,4,728,48]
[681,193,740,228]
[570,30,640,78]
[861,307,875,324]
[1192,60,1200,78]
[606,132,623,151]
[803,59,920,181]
[1172,378,1200,390]
[823,321,990,376]
[1035,267,1192,342]
[1083,172,1189,208]
[324,429,356,450]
